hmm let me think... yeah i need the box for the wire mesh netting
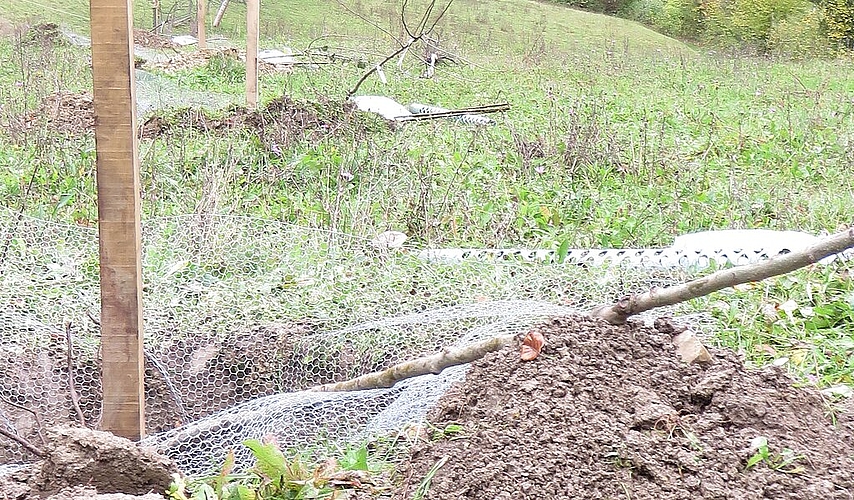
[1,205,746,474]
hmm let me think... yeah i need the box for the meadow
[1,0,853,411]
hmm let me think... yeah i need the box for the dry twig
[347,0,452,97]
[0,426,46,458]
[0,394,47,446]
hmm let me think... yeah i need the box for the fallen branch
[0,426,46,458]
[589,227,854,324]
[0,395,47,446]
[310,334,514,392]
[311,226,854,392]
[66,322,87,427]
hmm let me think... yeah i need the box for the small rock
[673,330,713,364]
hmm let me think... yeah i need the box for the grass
[0,0,853,388]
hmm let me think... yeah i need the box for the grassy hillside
[1,0,853,386]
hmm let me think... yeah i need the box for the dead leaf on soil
[520,331,545,361]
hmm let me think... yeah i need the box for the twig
[0,426,45,458]
[346,0,452,97]
[589,227,854,324]
[0,395,47,446]
[65,322,87,427]
[86,310,101,326]
[310,334,514,392]
[347,40,417,97]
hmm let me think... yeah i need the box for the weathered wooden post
[197,0,207,49]
[89,0,146,440]
[246,0,259,108]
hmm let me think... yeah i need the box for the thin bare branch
[347,39,418,97]
[347,0,452,96]
[401,0,414,39]
[589,227,854,324]
[0,426,46,458]
[0,395,46,446]
[66,322,87,427]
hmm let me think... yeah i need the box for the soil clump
[0,426,176,499]
[397,315,854,499]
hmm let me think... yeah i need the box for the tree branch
[310,334,514,392]
[0,426,46,458]
[589,227,854,324]
[0,395,46,446]
[311,226,854,392]
[346,0,452,97]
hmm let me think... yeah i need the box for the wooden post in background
[89,0,146,440]
[246,0,259,108]
[197,0,206,49]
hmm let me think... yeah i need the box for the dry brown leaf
[520,331,545,361]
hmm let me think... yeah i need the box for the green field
[1,0,853,399]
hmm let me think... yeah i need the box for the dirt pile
[139,95,363,148]
[397,315,854,499]
[133,29,175,50]
[0,426,176,500]
[7,91,95,139]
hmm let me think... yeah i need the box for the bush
[820,0,854,49]
[623,0,702,36]
[767,5,831,57]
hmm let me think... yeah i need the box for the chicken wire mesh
[0,206,836,475]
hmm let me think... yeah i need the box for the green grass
[0,0,853,388]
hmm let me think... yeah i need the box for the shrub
[820,0,854,49]
[767,4,831,57]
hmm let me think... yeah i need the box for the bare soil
[133,29,175,50]
[396,315,854,499]
[0,426,175,500]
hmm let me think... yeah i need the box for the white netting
[0,206,841,476]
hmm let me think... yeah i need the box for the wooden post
[197,0,206,49]
[213,0,230,27]
[89,0,145,440]
[152,0,161,31]
[246,0,259,108]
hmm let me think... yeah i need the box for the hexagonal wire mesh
[0,207,842,475]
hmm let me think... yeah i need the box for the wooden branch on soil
[313,226,854,392]
[0,395,47,446]
[589,227,854,324]
[310,334,514,392]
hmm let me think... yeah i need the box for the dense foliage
[553,0,854,55]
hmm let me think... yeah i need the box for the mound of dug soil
[398,315,854,499]
[0,426,176,499]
